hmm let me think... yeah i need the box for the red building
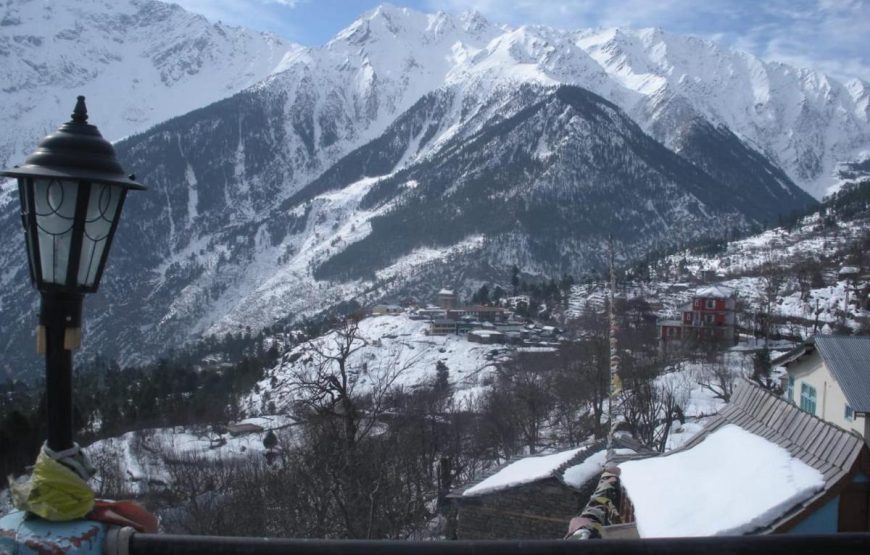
[659,285,736,344]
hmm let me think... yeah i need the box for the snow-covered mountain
[0,0,299,170]
[576,28,870,199]
[1,2,867,379]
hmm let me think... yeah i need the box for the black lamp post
[1,96,144,453]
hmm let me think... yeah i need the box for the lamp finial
[71,96,88,124]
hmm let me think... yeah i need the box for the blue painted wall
[787,471,870,534]
[787,496,839,534]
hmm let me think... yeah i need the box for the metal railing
[120,532,870,555]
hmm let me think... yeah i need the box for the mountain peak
[458,9,492,33]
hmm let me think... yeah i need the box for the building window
[845,405,854,421]
[786,376,794,402]
[800,383,817,415]
[706,299,715,309]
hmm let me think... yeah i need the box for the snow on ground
[375,236,486,282]
[568,209,869,337]
[85,417,294,495]
[243,314,507,415]
[463,446,587,496]
[619,424,824,537]
[652,349,752,450]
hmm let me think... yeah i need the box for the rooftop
[619,380,867,536]
[620,424,823,537]
[461,447,587,497]
[694,284,735,299]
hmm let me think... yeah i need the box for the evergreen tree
[263,429,278,450]
[474,284,490,305]
[435,361,450,395]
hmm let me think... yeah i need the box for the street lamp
[1,96,144,453]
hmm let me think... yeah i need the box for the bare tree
[290,318,369,449]
[620,356,691,453]
[496,353,556,454]
[287,317,414,450]
[695,353,736,403]
[757,261,786,346]
[279,316,434,538]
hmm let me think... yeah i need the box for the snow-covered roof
[461,447,587,497]
[618,380,866,537]
[838,265,860,275]
[620,425,824,537]
[468,330,504,338]
[561,448,635,488]
[694,284,734,299]
[438,289,455,295]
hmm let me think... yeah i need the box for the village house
[446,305,509,322]
[411,305,446,320]
[773,335,870,442]
[609,380,870,536]
[437,289,458,309]
[447,443,610,539]
[427,319,475,336]
[427,287,514,335]
[370,304,402,316]
[658,285,737,345]
[220,422,264,437]
[467,329,506,344]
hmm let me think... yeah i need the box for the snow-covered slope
[0,0,298,169]
[267,5,870,198]
[243,314,505,415]
[577,27,870,199]
[1,2,866,379]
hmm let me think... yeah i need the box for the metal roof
[814,336,870,413]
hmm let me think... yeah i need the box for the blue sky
[170,0,870,82]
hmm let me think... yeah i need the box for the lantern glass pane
[33,178,78,285]
[78,182,122,287]
[17,179,38,283]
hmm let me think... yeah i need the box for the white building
[774,336,870,441]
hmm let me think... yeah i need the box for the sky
[169,0,870,83]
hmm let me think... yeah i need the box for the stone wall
[454,478,593,540]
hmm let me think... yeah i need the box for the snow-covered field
[243,314,507,415]
[81,414,295,498]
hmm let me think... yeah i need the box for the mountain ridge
[1,0,864,380]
